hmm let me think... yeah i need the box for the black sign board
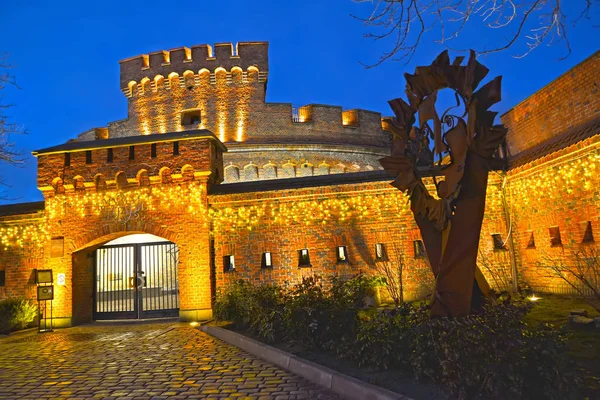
[37,285,54,301]
[35,269,53,284]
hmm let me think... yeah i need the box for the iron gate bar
[93,241,179,321]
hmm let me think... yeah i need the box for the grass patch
[524,293,600,397]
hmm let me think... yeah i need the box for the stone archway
[70,223,183,325]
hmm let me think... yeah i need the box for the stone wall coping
[209,170,392,196]
[200,324,412,400]
[225,142,390,155]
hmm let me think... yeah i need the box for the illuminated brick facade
[77,42,391,184]
[0,45,597,327]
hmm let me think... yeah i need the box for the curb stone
[200,324,414,400]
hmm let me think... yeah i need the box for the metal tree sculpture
[380,51,508,317]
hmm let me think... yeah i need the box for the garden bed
[224,322,447,399]
[214,278,595,399]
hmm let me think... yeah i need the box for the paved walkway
[0,321,341,399]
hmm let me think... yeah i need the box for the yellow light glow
[189,321,199,327]
[528,294,541,302]
[236,108,246,142]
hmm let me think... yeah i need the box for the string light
[46,183,207,220]
[509,151,600,213]
[5,144,592,250]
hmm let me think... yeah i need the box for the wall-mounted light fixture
[223,255,235,272]
[298,248,311,268]
[414,240,426,258]
[491,233,507,250]
[262,252,273,269]
[336,246,349,263]
[375,243,387,261]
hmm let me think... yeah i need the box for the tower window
[86,150,92,164]
[0,270,5,287]
[64,153,71,167]
[336,246,349,263]
[129,146,135,160]
[298,249,311,268]
[151,143,157,158]
[107,148,113,163]
[262,252,273,269]
[223,255,235,272]
[181,109,201,126]
[173,141,180,156]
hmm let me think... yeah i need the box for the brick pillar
[178,177,213,322]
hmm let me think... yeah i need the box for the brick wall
[209,177,510,301]
[76,42,391,184]
[36,135,224,195]
[0,172,510,323]
[507,134,600,295]
[501,51,600,156]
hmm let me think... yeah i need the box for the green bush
[213,280,253,329]
[0,298,37,334]
[212,277,578,399]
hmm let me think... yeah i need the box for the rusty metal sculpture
[380,51,507,317]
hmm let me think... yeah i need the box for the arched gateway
[33,131,225,326]
[93,233,179,320]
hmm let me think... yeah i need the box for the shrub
[246,283,288,343]
[213,280,289,343]
[352,302,429,368]
[404,302,576,399]
[213,280,253,329]
[213,278,578,399]
[0,298,37,334]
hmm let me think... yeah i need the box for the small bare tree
[352,0,599,65]
[0,54,25,189]
[375,241,406,306]
[478,249,512,294]
[538,246,600,312]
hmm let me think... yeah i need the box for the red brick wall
[0,173,510,323]
[209,177,510,300]
[507,135,600,295]
[36,137,223,195]
[501,51,600,156]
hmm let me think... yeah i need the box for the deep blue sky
[1,0,598,204]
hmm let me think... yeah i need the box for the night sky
[1,0,598,204]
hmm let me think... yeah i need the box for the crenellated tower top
[119,42,269,95]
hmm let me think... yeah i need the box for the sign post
[35,269,54,333]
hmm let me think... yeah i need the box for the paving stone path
[0,321,342,399]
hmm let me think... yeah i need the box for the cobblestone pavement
[0,321,342,399]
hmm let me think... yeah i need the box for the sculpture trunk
[425,151,489,317]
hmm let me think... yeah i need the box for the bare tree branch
[538,246,600,312]
[353,0,599,66]
[0,53,26,200]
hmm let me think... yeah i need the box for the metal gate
[93,242,180,320]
